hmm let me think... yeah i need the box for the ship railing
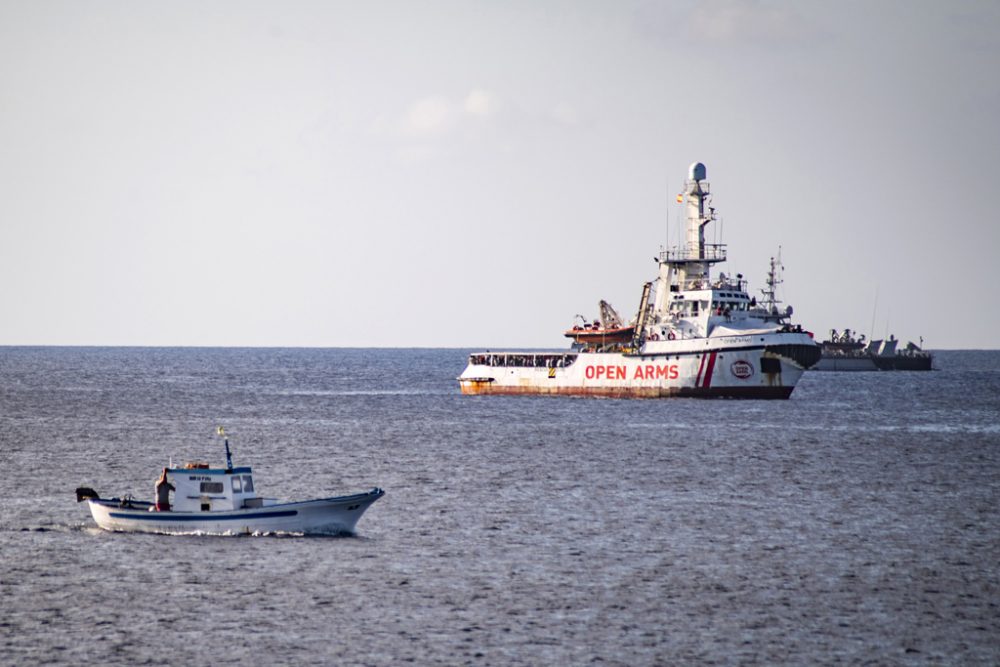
[659,244,727,263]
[675,277,715,291]
[712,278,748,293]
[470,353,578,368]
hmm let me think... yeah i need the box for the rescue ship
[458,162,821,398]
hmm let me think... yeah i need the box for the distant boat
[813,329,932,371]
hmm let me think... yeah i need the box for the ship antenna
[665,176,670,250]
[218,426,233,471]
[868,287,879,342]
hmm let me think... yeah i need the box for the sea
[0,347,998,666]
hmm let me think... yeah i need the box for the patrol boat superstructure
[458,162,821,398]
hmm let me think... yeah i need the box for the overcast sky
[1,1,997,348]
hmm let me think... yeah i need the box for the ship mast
[652,162,726,313]
[759,250,783,318]
[684,162,715,265]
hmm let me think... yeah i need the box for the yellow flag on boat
[676,194,683,203]
[217,426,225,436]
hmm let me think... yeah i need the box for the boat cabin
[165,463,264,512]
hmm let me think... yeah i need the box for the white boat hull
[86,489,384,535]
[459,333,818,399]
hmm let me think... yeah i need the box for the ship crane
[598,300,624,329]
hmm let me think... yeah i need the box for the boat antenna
[218,425,233,471]
[868,287,879,341]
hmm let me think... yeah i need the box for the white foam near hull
[86,489,384,535]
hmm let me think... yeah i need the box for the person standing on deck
[155,468,174,511]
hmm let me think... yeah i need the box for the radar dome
[689,162,707,181]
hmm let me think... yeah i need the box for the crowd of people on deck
[469,353,577,368]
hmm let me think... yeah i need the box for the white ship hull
[460,332,817,399]
[85,489,384,535]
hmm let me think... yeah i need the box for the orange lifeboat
[564,323,635,345]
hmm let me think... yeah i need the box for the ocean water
[0,347,998,666]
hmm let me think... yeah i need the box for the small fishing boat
[76,430,384,535]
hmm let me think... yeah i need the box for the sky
[1,0,998,349]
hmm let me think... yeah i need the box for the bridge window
[200,482,224,494]
[231,476,243,493]
[243,476,254,493]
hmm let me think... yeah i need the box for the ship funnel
[689,162,707,182]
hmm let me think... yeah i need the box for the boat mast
[218,426,233,471]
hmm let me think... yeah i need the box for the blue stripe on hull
[165,466,252,475]
[108,509,298,521]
